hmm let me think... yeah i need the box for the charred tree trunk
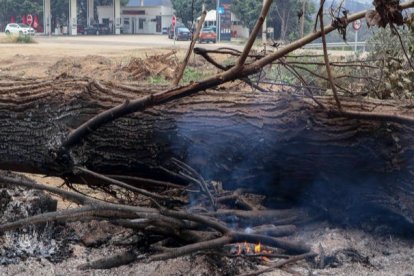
[1,77,414,226]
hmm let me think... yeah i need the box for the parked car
[174,27,191,41]
[206,25,217,33]
[162,27,169,35]
[198,27,216,43]
[168,23,185,39]
[5,23,35,36]
[83,24,111,35]
[77,24,85,34]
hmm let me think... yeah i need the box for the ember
[232,241,270,261]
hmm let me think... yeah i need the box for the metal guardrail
[303,41,367,51]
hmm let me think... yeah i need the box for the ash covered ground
[1,173,414,276]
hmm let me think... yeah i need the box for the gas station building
[43,0,174,35]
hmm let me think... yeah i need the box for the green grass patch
[147,66,213,85]
[182,67,212,83]
[148,75,168,85]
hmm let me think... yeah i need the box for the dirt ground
[1,37,413,276]
[0,37,183,81]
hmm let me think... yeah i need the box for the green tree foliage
[171,0,215,28]
[231,0,260,31]
[232,0,315,41]
[367,27,414,99]
[0,0,43,30]
[408,13,414,56]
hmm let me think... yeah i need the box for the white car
[5,23,35,36]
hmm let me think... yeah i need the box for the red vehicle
[198,27,216,43]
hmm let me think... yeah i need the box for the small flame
[233,241,271,261]
[254,242,261,253]
[244,242,250,254]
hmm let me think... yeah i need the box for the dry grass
[0,34,37,44]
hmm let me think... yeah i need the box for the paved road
[0,33,245,59]
[35,34,243,50]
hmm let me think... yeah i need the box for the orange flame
[254,242,261,253]
[234,241,271,259]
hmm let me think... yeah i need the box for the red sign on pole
[352,19,361,31]
[33,15,39,28]
[172,15,176,26]
[27,14,33,26]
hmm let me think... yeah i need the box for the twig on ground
[239,252,317,276]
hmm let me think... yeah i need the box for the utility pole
[262,0,267,44]
[300,0,306,38]
[216,0,220,42]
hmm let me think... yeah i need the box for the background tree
[171,0,215,28]
[232,0,315,41]
[271,0,298,40]
[0,0,43,30]
[231,0,260,32]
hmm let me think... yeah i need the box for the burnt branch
[170,158,216,210]
[78,251,138,270]
[0,173,94,205]
[75,166,187,205]
[0,172,312,270]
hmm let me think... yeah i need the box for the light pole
[43,0,52,35]
[216,0,220,42]
[300,0,307,38]
[262,0,266,44]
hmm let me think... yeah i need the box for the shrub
[0,34,36,44]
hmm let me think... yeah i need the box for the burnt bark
[1,77,414,225]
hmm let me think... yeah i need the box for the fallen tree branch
[319,0,342,110]
[236,0,273,67]
[194,47,267,92]
[174,10,207,86]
